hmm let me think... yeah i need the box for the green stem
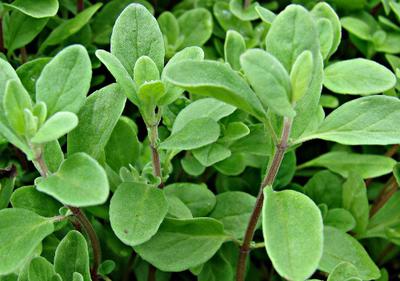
[236,118,292,281]
[0,17,4,53]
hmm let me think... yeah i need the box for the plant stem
[0,17,4,53]
[243,0,251,9]
[33,151,101,281]
[370,176,398,217]
[236,118,292,281]
[77,0,84,12]
[20,47,28,63]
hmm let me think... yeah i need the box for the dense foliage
[0,0,399,280]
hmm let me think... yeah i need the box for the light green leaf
[110,182,168,246]
[262,187,323,281]
[316,19,334,60]
[241,49,295,117]
[28,256,58,281]
[181,153,206,177]
[137,80,165,107]
[214,153,246,176]
[4,0,58,18]
[160,118,220,150]
[340,17,371,41]
[229,0,260,21]
[324,208,356,232]
[198,251,233,281]
[164,60,266,121]
[299,96,400,145]
[255,6,276,24]
[158,11,180,51]
[320,94,339,108]
[230,124,272,156]
[134,56,160,87]
[178,8,213,48]
[172,98,235,134]
[192,143,231,167]
[43,140,64,173]
[224,30,246,71]
[16,57,50,97]
[31,112,78,144]
[36,153,109,207]
[166,194,193,219]
[40,4,102,49]
[342,173,369,234]
[0,208,54,275]
[36,45,91,116]
[95,50,138,105]
[305,170,343,208]
[11,186,61,217]
[290,50,314,103]
[320,226,380,280]
[327,262,361,281]
[164,183,216,217]
[300,151,396,178]
[210,191,256,239]
[111,3,165,74]
[67,84,126,160]
[54,231,91,281]
[395,163,400,186]
[324,59,396,95]
[3,11,48,53]
[220,122,250,142]
[213,2,253,38]
[134,218,226,272]
[3,79,32,135]
[72,273,84,281]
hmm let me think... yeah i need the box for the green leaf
[220,122,250,142]
[192,143,231,167]
[111,3,165,74]
[198,251,233,281]
[164,183,216,217]
[342,173,369,234]
[316,19,334,60]
[0,208,54,275]
[177,8,213,48]
[134,56,160,87]
[3,11,48,53]
[164,60,266,121]
[305,170,343,208]
[394,163,400,186]
[262,187,323,281]
[36,153,109,207]
[11,186,61,217]
[340,17,371,41]
[72,273,84,281]
[134,218,226,272]
[105,117,140,172]
[290,51,314,103]
[160,118,220,150]
[166,194,193,219]
[67,84,126,160]
[230,124,272,156]
[0,167,16,210]
[299,96,400,145]
[3,79,32,135]
[31,112,78,144]
[95,50,139,105]
[229,0,260,21]
[224,30,246,71]
[210,191,256,239]
[324,208,356,232]
[43,140,64,173]
[241,48,295,117]
[255,6,276,24]
[327,262,361,281]
[299,151,396,178]
[180,153,205,177]
[172,98,235,134]
[16,58,50,97]
[319,226,380,280]
[36,45,91,116]
[158,11,180,52]
[54,231,91,281]
[110,182,168,246]
[28,256,59,281]
[324,59,396,95]
[214,153,246,176]
[40,4,102,49]
[4,0,58,18]
[137,80,165,107]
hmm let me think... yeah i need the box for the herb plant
[0,0,399,281]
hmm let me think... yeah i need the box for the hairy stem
[20,47,28,63]
[370,176,398,217]
[243,0,251,9]
[236,118,292,281]
[77,0,84,12]
[33,151,101,281]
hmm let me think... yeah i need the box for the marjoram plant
[0,1,399,281]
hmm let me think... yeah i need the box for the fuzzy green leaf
[224,30,246,71]
[28,256,59,281]
[4,0,58,18]
[178,8,213,48]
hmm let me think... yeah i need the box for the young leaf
[327,262,361,281]
[290,51,314,103]
[4,0,58,18]
[67,84,126,160]
[166,195,193,219]
[300,96,400,145]
[134,56,160,87]
[224,30,246,71]
[31,112,78,144]
[324,208,356,232]
[164,60,266,121]
[229,0,260,21]
[16,57,51,97]
[28,256,59,281]
[164,183,216,217]
[111,3,165,74]
[36,153,109,207]
[324,59,396,95]
[240,48,295,117]
[0,208,54,275]
[320,226,380,280]
[160,118,220,150]
[210,191,256,239]
[342,173,369,234]
[3,79,32,135]
[36,45,91,116]
[54,231,91,281]
[134,218,226,272]
[262,187,323,281]
[110,182,168,246]
[299,151,396,178]
[177,8,213,48]
[192,143,231,167]
[43,140,64,173]
[158,11,180,52]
